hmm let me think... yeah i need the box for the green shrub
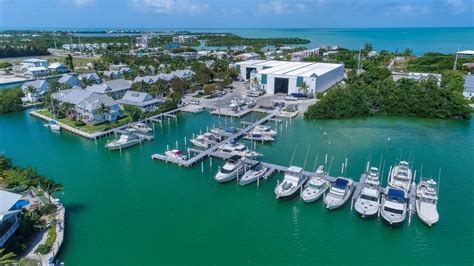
[35,225,57,255]
[74,120,86,126]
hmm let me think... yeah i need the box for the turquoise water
[0,110,472,264]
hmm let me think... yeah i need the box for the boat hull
[301,189,326,203]
[106,140,141,151]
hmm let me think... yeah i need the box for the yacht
[130,122,152,133]
[49,120,61,131]
[301,166,329,203]
[274,166,307,199]
[217,141,262,158]
[215,155,245,183]
[388,161,413,192]
[252,125,277,137]
[354,166,381,218]
[165,149,187,160]
[239,162,268,186]
[381,187,407,226]
[211,127,238,137]
[105,133,141,151]
[416,178,439,227]
[324,177,354,210]
[243,133,275,142]
[190,135,212,148]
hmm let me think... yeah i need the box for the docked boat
[416,178,439,227]
[252,125,277,137]
[301,166,329,203]
[105,133,141,151]
[239,162,268,186]
[130,122,152,133]
[381,187,407,226]
[211,127,238,137]
[217,141,262,158]
[354,166,381,218]
[243,133,275,142]
[190,135,212,148]
[165,149,187,160]
[274,166,307,199]
[48,120,61,131]
[324,177,354,210]
[215,155,244,183]
[388,161,413,192]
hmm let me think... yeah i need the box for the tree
[59,102,75,118]
[65,54,74,71]
[123,105,143,122]
[299,81,309,96]
[96,103,111,122]
[25,86,36,102]
[251,76,260,89]
[0,248,16,264]
[81,78,95,88]
[363,43,373,52]
[40,178,63,203]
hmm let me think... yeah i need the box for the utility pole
[453,45,460,71]
[357,43,362,70]
[53,34,57,49]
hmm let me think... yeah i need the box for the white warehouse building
[235,60,344,95]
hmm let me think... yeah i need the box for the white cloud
[257,0,327,15]
[70,0,95,8]
[445,0,466,14]
[396,4,432,15]
[130,0,209,15]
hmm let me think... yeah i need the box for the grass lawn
[37,109,131,134]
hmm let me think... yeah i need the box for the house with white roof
[235,52,260,61]
[118,91,164,112]
[47,62,70,74]
[103,70,122,80]
[52,88,121,124]
[133,75,160,84]
[78,72,101,84]
[21,79,49,102]
[25,66,49,78]
[58,74,81,87]
[20,58,48,70]
[0,190,23,247]
[235,60,344,95]
[463,75,474,100]
[85,79,132,100]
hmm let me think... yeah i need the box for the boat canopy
[334,178,349,189]
[228,155,242,162]
[387,188,405,200]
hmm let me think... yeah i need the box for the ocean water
[0,110,472,264]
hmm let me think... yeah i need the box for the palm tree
[251,77,260,89]
[41,178,64,204]
[25,85,36,102]
[96,103,111,123]
[299,82,310,96]
[0,248,16,264]
[59,102,75,118]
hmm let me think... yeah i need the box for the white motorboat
[243,133,275,142]
[324,177,354,210]
[354,166,381,218]
[388,161,413,192]
[131,122,152,133]
[165,149,187,160]
[301,166,329,203]
[381,187,407,226]
[215,155,244,183]
[48,120,61,131]
[105,133,141,151]
[239,162,268,186]
[217,141,262,158]
[416,178,439,227]
[210,127,238,137]
[190,135,211,148]
[274,166,307,199]
[252,125,277,137]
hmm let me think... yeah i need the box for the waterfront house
[48,63,70,74]
[25,66,49,78]
[52,88,121,124]
[20,58,48,70]
[103,70,122,80]
[78,72,101,84]
[118,91,164,112]
[138,65,156,75]
[170,69,195,79]
[0,190,22,248]
[58,74,81,88]
[463,75,474,100]
[85,79,132,100]
[21,79,49,102]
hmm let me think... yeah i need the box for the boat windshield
[334,178,349,189]
[360,194,378,202]
[384,206,404,215]
[220,167,235,174]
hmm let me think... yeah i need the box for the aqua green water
[0,110,472,265]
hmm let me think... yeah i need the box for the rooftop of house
[52,88,95,105]
[0,190,22,213]
[78,72,100,80]
[464,75,474,92]
[21,79,48,90]
[118,90,164,107]
[78,94,118,112]
[22,58,48,63]
[27,66,48,72]
[58,74,79,84]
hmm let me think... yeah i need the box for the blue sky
[0,0,472,29]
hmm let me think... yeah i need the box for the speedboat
[217,141,262,158]
[416,178,439,227]
[324,177,354,210]
[354,167,381,218]
[301,166,329,203]
[215,155,244,183]
[239,162,268,186]
[253,125,277,137]
[165,149,187,160]
[190,135,211,148]
[105,133,141,151]
[203,132,224,144]
[49,120,61,131]
[131,122,152,133]
[211,127,238,137]
[274,166,307,199]
[381,187,407,226]
[243,133,275,142]
[388,161,413,192]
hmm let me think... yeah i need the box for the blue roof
[387,188,405,199]
[167,43,180,49]
[334,178,349,189]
